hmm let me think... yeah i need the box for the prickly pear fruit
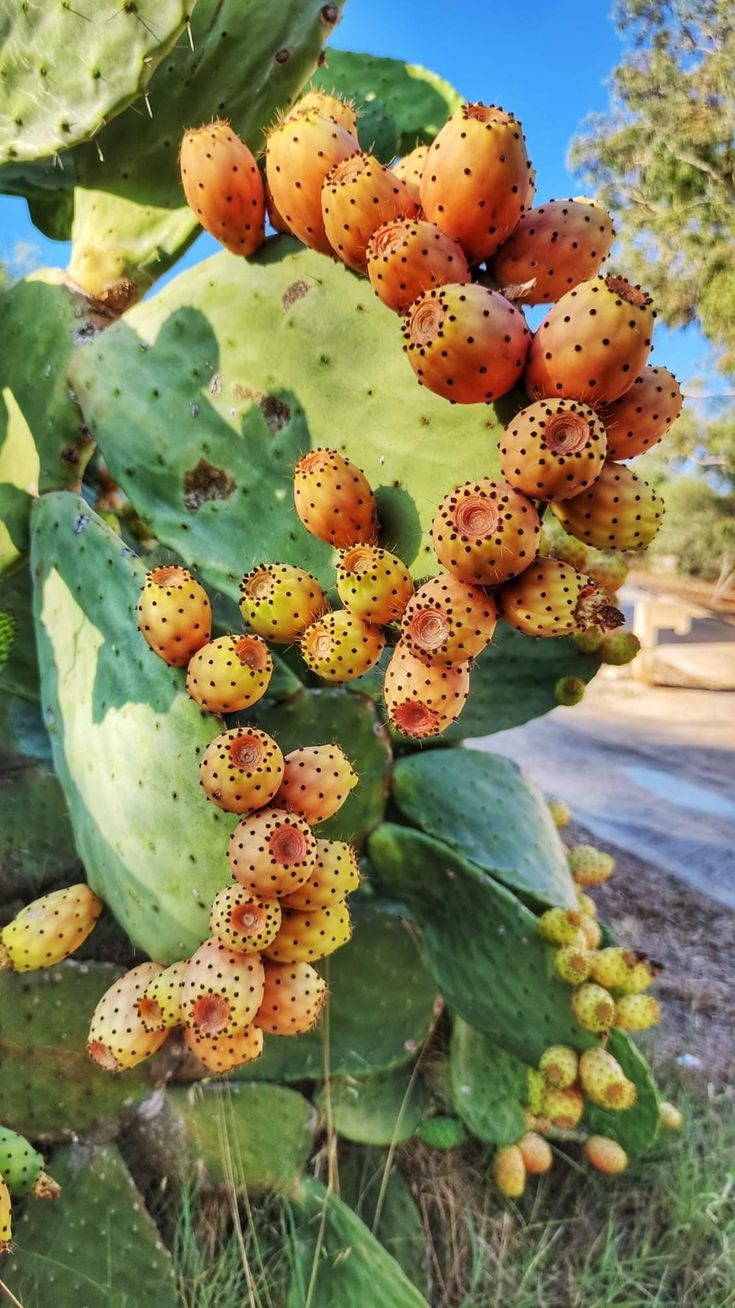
[265,178,289,233]
[401,573,496,667]
[526,1068,546,1116]
[404,284,531,403]
[290,90,357,136]
[537,906,586,947]
[492,1143,526,1197]
[568,845,615,887]
[0,1176,10,1252]
[300,609,386,683]
[432,479,540,585]
[322,151,417,273]
[584,1135,628,1174]
[186,634,273,714]
[240,563,329,644]
[384,642,470,738]
[0,884,102,973]
[391,144,428,205]
[546,530,591,572]
[620,956,661,996]
[199,727,284,815]
[336,545,414,625]
[600,630,642,666]
[542,1085,585,1129]
[415,1116,468,1149]
[573,625,604,655]
[539,1045,578,1088]
[614,994,661,1031]
[580,916,602,950]
[421,104,531,263]
[590,947,641,992]
[555,676,586,706]
[183,1023,263,1074]
[552,461,664,551]
[275,744,358,826]
[659,1101,683,1130]
[228,807,317,897]
[500,558,623,640]
[554,944,594,984]
[548,799,571,829]
[0,1128,55,1198]
[366,216,469,314]
[138,960,188,1033]
[255,960,328,1035]
[525,275,655,406]
[601,365,683,460]
[264,902,352,964]
[490,198,614,304]
[87,962,170,1072]
[293,448,378,549]
[280,838,360,910]
[137,565,212,666]
[583,549,628,594]
[518,1132,553,1174]
[265,109,359,255]
[179,121,265,257]
[209,885,282,953]
[571,982,616,1034]
[579,1048,635,1110]
[576,890,597,918]
[500,399,608,501]
[182,938,264,1037]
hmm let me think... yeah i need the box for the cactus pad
[448,1019,527,1145]
[339,1147,428,1292]
[317,1065,430,1145]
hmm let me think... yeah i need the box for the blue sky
[0,0,710,387]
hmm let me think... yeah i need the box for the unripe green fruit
[526,1067,546,1116]
[555,675,586,706]
[601,631,641,666]
[573,625,604,654]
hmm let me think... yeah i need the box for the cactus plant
[317,1065,430,1145]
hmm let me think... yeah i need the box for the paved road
[473,673,735,910]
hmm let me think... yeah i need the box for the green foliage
[448,1019,527,1146]
[318,1066,430,1145]
[339,1147,428,1291]
[645,470,735,581]
[391,748,577,908]
[8,1143,179,1306]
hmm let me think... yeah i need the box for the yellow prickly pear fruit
[614,994,661,1031]
[542,1085,585,1129]
[579,1048,636,1110]
[568,844,615,886]
[199,727,284,815]
[0,884,103,973]
[209,885,282,954]
[554,944,595,985]
[300,609,386,683]
[571,982,616,1033]
[264,903,352,964]
[336,545,414,625]
[659,1101,683,1131]
[619,956,662,996]
[182,939,264,1038]
[289,91,357,136]
[580,916,602,950]
[538,907,586,947]
[591,947,638,992]
[138,960,188,1032]
[584,1135,628,1174]
[492,1144,526,1198]
[0,1175,11,1252]
[576,890,597,918]
[87,963,171,1072]
[186,633,273,714]
[240,563,330,644]
[280,839,361,911]
[547,798,571,829]
[518,1132,553,1175]
[137,566,211,666]
[539,1045,579,1088]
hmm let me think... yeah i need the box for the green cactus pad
[241,903,437,1082]
[368,825,597,1067]
[441,624,603,740]
[0,610,13,674]
[31,493,237,960]
[448,1019,527,1146]
[584,1030,661,1158]
[392,748,577,908]
[256,688,391,844]
[8,1143,178,1306]
[69,240,514,595]
[415,1116,468,1149]
[0,962,165,1137]
[317,1065,430,1146]
[310,50,462,153]
[0,1126,44,1195]
[67,188,200,305]
[166,1082,316,1192]
[286,1177,430,1308]
[339,1146,428,1292]
[0,1,193,163]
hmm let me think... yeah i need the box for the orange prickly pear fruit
[391,144,429,205]
[579,1048,636,1110]
[490,198,614,304]
[568,845,616,887]
[265,178,289,233]
[0,1176,11,1252]
[336,545,414,625]
[265,109,359,255]
[571,982,616,1034]
[182,938,264,1038]
[275,744,358,826]
[0,885,102,973]
[383,642,470,739]
[539,1045,578,1088]
[552,461,664,552]
[186,634,273,714]
[614,994,661,1031]
[321,151,417,273]
[138,960,188,1032]
[228,807,317,897]
[499,558,623,639]
[280,838,361,910]
[290,90,357,136]
[256,960,328,1035]
[525,275,655,406]
[421,103,531,263]
[492,1144,526,1197]
[601,365,683,460]
[87,963,171,1072]
[554,944,595,985]
[500,399,608,502]
[584,1135,628,1174]
[537,907,586,947]
[366,216,469,314]
[209,885,282,954]
[293,448,378,549]
[403,284,531,404]
[240,563,329,644]
[432,478,540,586]
[264,902,352,964]
[518,1132,553,1174]
[542,1085,585,1129]
[137,565,211,666]
[300,610,385,683]
[401,573,497,667]
[199,727,284,815]
[183,1023,263,1074]
[179,121,265,257]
